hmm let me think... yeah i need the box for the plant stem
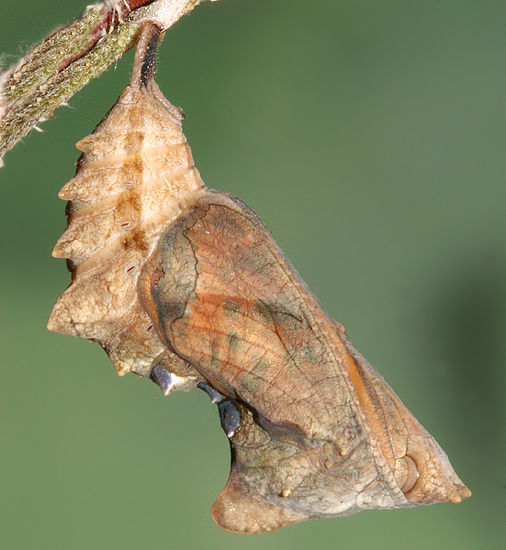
[0,0,212,164]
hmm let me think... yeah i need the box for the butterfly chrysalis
[48,24,470,533]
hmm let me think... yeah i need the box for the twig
[0,0,214,165]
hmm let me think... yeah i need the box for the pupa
[48,24,471,534]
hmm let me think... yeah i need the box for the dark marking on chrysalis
[223,298,241,317]
[218,400,241,438]
[227,331,241,350]
[151,364,174,395]
[198,382,224,404]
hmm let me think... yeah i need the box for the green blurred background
[0,1,504,548]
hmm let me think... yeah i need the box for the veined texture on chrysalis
[48,24,470,534]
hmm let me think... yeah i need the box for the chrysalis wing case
[48,24,470,534]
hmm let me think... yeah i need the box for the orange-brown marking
[330,331,396,467]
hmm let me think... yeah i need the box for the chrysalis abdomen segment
[48,81,205,378]
[53,87,200,264]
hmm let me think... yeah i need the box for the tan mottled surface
[139,192,471,533]
[48,73,205,380]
